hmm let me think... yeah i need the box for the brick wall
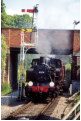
[10,29,21,47]
[73,30,80,56]
[72,56,80,81]
[72,30,80,81]
[1,28,34,48]
[1,28,10,47]
[1,28,80,54]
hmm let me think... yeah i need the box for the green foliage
[1,0,9,27]
[17,54,40,82]
[65,64,71,85]
[1,0,32,28]
[1,0,5,13]
[1,82,12,96]
[7,14,32,28]
[24,54,40,70]
[17,66,26,83]
[55,55,71,65]
[1,34,8,72]
[75,91,80,102]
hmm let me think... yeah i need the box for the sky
[3,0,80,29]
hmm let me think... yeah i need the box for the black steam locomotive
[25,57,65,98]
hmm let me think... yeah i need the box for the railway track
[5,101,32,120]
[34,97,60,120]
[5,96,60,120]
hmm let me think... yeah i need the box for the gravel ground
[1,90,28,119]
[49,93,75,120]
[1,92,77,120]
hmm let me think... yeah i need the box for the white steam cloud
[36,29,73,54]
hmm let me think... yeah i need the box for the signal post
[18,5,39,100]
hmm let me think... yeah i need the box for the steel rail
[5,101,32,120]
[34,96,61,120]
[34,101,52,120]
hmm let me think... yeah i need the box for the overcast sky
[4,0,80,29]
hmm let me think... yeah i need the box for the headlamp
[49,82,54,87]
[28,81,33,86]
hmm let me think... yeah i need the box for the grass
[74,91,80,102]
[1,82,12,96]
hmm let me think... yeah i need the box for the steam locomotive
[25,57,65,98]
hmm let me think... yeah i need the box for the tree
[22,14,32,28]
[1,0,9,27]
[1,0,32,28]
[7,14,32,28]
[1,0,5,13]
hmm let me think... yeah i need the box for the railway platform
[1,90,18,106]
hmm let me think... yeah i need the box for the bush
[75,91,80,102]
[1,34,8,72]
[1,82,12,96]
[64,64,71,89]
[65,64,71,81]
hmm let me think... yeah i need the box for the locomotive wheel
[53,93,57,99]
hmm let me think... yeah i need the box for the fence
[62,101,80,120]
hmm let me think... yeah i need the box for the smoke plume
[35,29,73,55]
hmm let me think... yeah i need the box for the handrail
[62,101,80,120]
[72,112,80,120]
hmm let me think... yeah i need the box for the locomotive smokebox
[40,57,46,64]
[40,57,50,65]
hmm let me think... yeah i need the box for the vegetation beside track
[74,91,80,102]
[1,82,12,96]
[17,54,40,82]
[65,64,71,88]
[65,64,71,81]
[1,34,8,72]
[74,91,80,111]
